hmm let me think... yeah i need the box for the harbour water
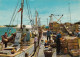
[0,27,16,41]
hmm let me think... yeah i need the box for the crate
[74,46,79,49]
[67,39,73,43]
[67,38,79,51]
[73,39,78,43]
[68,43,74,46]
[72,52,79,57]
[74,43,79,46]
[68,46,74,50]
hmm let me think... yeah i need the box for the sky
[0,0,80,25]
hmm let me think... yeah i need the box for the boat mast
[35,10,38,26]
[68,0,71,23]
[21,0,24,29]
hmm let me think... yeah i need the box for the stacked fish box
[53,22,60,32]
[64,37,79,57]
[60,39,68,54]
[62,36,80,56]
[67,38,79,51]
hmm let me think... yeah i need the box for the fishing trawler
[0,0,39,57]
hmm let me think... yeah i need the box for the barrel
[44,50,53,57]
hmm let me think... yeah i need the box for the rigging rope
[12,3,21,25]
[26,0,33,26]
[12,12,18,25]
[17,13,19,25]
[7,0,20,35]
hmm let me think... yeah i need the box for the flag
[18,8,22,12]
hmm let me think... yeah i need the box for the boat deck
[0,38,34,57]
